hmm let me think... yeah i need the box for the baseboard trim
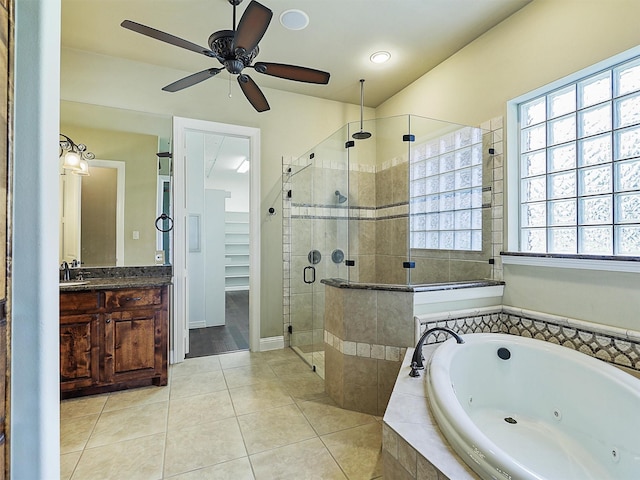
[189,320,206,329]
[260,336,285,352]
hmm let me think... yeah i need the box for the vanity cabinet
[60,312,100,391]
[60,285,168,398]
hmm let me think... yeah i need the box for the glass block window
[410,127,484,251]
[518,56,640,256]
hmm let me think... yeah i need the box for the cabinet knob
[105,318,111,324]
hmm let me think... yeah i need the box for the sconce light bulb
[75,159,90,176]
[63,151,81,170]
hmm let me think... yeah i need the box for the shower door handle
[303,266,316,284]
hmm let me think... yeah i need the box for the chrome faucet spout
[60,261,70,282]
[409,327,464,377]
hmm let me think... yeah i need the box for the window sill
[501,252,640,273]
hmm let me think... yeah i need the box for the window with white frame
[517,55,640,256]
[410,126,484,251]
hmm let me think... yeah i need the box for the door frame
[171,116,261,363]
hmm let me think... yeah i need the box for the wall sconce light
[60,134,94,176]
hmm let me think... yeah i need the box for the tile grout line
[160,376,173,480]
[316,432,351,480]
[67,393,110,480]
[64,350,383,479]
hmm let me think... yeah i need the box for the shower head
[335,190,347,204]
[352,131,371,140]
[352,79,372,140]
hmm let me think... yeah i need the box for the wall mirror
[59,100,172,267]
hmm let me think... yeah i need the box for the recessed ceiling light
[370,51,391,64]
[236,158,250,173]
[279,9,309,31]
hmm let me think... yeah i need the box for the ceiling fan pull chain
[229,74,233,98]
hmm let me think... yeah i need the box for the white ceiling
[61,0,531,108]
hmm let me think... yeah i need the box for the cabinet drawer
[60,292,100,313]
[105,288,162,309]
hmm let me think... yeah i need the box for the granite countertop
[321,277,504,292]
[59,276,172,292]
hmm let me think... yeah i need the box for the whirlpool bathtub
[426,333,640,480]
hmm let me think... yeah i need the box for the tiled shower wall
[282,117,506,344]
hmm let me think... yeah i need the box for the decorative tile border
[289,202,408,221]
[417,305,640,372]
[324,330,408,363]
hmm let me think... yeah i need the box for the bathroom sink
[59,281,89,287]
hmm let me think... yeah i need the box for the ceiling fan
[121,0,330,112]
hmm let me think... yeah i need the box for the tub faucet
[409,327,464,377]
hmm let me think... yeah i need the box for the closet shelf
[225,212,249,292]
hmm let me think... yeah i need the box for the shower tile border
[324,330,408,362]
[417,305,640,372]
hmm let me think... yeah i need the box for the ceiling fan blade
[121,20,218,59]
[253,62,330,84]
[232,1,273,55]
[238,74,270,112]
[162,68,223,93]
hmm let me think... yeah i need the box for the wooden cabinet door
[60,313,99,391]
[102,308,163,383]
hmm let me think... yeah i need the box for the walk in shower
[284,114,496,374]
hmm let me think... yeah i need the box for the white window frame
[505,45,640,273]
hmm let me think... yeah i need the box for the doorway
[171,117,261,364]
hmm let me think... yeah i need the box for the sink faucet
[60,261,70,282]
[409,326,464,377]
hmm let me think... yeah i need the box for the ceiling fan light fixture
[370,51,391,64]
[279,9,309,31]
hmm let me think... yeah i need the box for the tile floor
[61,348,384,480]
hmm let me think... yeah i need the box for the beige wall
[60,124,158,266]
[377,0,640,126]
[379,0,640,330]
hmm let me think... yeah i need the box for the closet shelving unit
[224,211,249,291]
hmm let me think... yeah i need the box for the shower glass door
[289,126,348,376]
